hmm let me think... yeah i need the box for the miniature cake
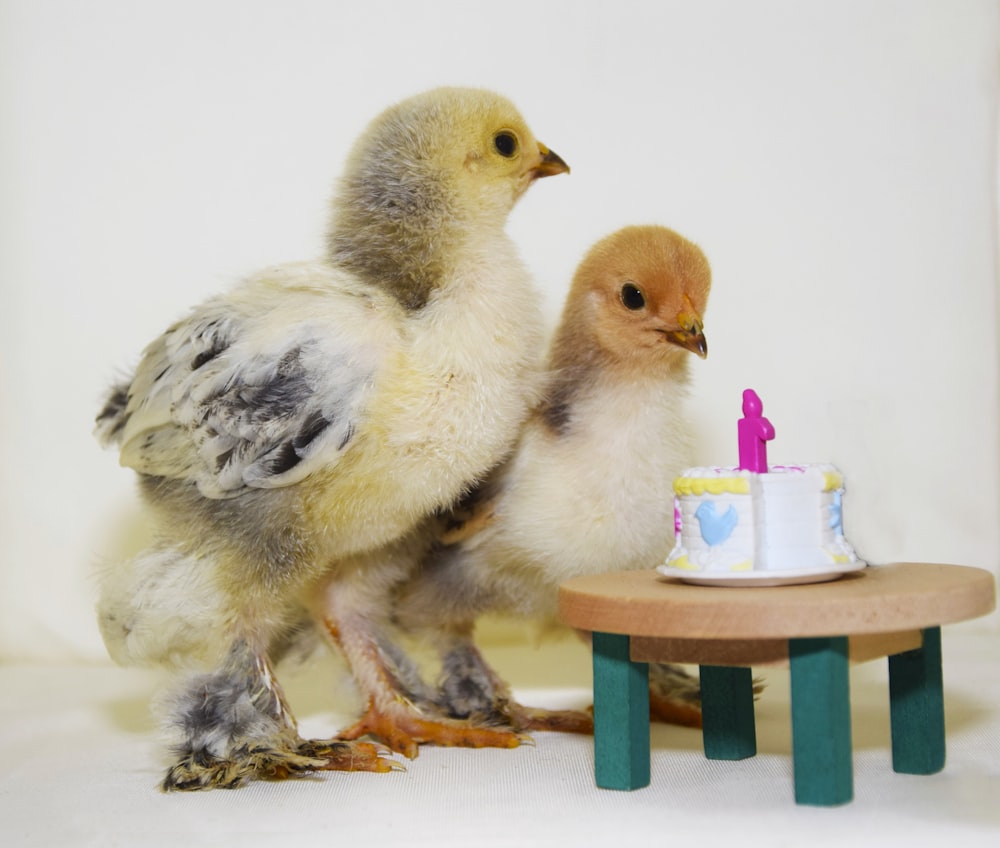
[665,463,859,573]
[661,389,861,581]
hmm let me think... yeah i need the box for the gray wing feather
[109,300,377,498]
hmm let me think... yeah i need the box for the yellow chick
[391,225,710,743]
[94,87,568,790]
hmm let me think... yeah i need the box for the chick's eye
[620,282,646,310]
[493,131,518,158]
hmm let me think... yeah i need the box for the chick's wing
[116,274,390,498]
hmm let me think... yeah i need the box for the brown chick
[388,225,712,743]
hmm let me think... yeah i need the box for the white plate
[656,560,866,587]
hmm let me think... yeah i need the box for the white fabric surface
[2,629,998,847]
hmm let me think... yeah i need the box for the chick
[94,87,568,790]
[392,225,710,739]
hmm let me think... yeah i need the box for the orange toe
[301,738,404,773]
[338,701,525,756]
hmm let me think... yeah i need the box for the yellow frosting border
[673,468,844,496]
[666,554,753,573]
[822,470,843,491]
[673,476,750,496]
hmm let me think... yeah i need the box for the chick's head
[397,88,567,216]
[442,88,570,217]
[338,87,567,221]
[328,87,568,307]
[561,225,711,372]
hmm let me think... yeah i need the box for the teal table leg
[592,631,650,790]
[888,626,945,775]
[700,665,757,760]
[789,636,853,806]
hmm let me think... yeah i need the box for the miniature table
[558,562,996,806]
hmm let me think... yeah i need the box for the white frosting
[665,464,859,574]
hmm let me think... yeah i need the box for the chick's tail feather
[94,381,131,447]
[96,545,224,669]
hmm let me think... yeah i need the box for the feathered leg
[436,631,594,734]
[162,640,395,790]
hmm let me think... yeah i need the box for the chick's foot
[337,699,525,759]
[162,738,396,791]
[648,662,703,728]
[648,694,703,728]
[439,648,705,733]
[160,640,403,791]
[298,738,402,773]
[498,702,595,735]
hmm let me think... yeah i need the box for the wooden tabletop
[558,563,996,640]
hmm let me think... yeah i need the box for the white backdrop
[2,0,997,662]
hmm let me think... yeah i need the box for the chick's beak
[664,312,708,358]
[530,142,570,178]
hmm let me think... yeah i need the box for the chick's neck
[327,162,475,311]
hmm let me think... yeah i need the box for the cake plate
[657,560,866,587]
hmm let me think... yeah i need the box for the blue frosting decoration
[829,490,843,533]
[695,501,739,546]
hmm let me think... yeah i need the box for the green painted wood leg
[888,626,945,775]
[789,636,853,806]
[699,665,757,760]
[592,632,650,790]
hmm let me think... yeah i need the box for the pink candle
[738,388,775,472]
